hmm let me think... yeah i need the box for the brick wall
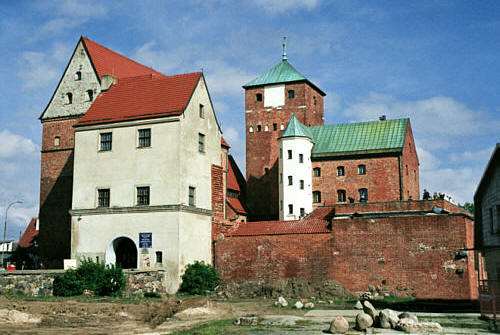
[214,213,478,300]
[211,164,225,227]
[245,83,324,220]
[401,124,420,200]
[38,117,80,268]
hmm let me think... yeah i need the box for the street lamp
[2,201,22,267]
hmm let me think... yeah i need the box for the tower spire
[282,36,287,61]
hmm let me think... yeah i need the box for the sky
[0,0,499,239]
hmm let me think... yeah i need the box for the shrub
[52,269,84,297]
[52,259,126,297]
[179,261,219,295]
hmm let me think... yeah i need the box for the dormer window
[87,89,94,102]
[256,93,263,102]
[74,71,82,81]
[288,90,295,99]
[65,92,73,104]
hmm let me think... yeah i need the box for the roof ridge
[308,117,409,129]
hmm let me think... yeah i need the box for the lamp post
[2,201,22,268]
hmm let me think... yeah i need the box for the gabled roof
[76,72,202,127]
[309,118,409,158]
[82,37,161,79]
[227,197,247,215]
[243,59,325,96]
[281,113,313,140]
[18,218,38,249]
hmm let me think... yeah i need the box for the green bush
[179,261,219,295]
[52,259,126,297]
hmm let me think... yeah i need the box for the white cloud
[253,0,320,14]
[203,60,254,96]
[0,130,38,159]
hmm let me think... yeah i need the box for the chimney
[379,115,386,121]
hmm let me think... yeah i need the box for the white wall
[279,137,313,220]
[264,84,285,107]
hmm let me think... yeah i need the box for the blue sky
[0,0,499,239]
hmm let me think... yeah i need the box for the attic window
[75,71,82,81]
[65,92,73,105]
[199,104,205,118]
[288,90,295,99]
[256,93,263,102]
[54,136,60,147]
[87,89,94,102]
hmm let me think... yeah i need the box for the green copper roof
[243,60,307,88]
[281,113,313,140]
[309,118,409,157]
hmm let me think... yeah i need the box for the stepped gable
[76,72,202,126]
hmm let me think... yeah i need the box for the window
[313,191,321,203]
[300,180,304,190]
[199,104,205,118]
[337,166,345,176]
[299,154,304,163]
[313,167,321,177]
[273,123,277,131]
[87,89,94,101]
[288,176,293,185]
[359,188,368,202]
[137,186,150,206]
[100,132,112,151]
[156,251,163,264]
[288,204,293,215]
[75,71,81,81]
[257,125,262,132]
[198,133,205,153]
[280,200,283,211]
[300,208,305,217]
[287,150,292,159]
[189,186,196,206]
[490,207,495,234]
[288,90,295,99]
[54,136,60,147]
[313,96,317,106]
[138,128,151,148]
[256,93,263,102]
[337,190,347,203]
[66,92,73,104]
[264,125,269,132]
[98,189,110,207]
[280,173,283,183]
[249,126,254,133]
[358,164,366,175]
[280,123,284,130]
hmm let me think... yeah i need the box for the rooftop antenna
[282,36,288,61]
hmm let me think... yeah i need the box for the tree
[460,202,474,214]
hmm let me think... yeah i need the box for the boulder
[354,300,363,310]
[379,309,399,329]
[329,316,349,334]
[356,312,373,330]
[362,300,378,319]
[397,318,442,333]
[294,301,304,309]
[277,296,288,307]
[398,312,418,323]
[304,302,315,309]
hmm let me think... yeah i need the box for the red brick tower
[243,48,325,221]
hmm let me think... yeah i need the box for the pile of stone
[273,296,315,309]
[329,300,443,334]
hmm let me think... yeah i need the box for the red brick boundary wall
[214,213,478,300]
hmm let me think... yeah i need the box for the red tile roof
[227,197,247,215]
[221,137,230,148]
[76,72,202,126]
[226,218,329,236]
[18,218,38,248]
[82,37,162,79]
[227,155,241,192]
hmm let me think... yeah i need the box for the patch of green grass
[1,292,164,304]
[170,319,272,335]
[381,295,416,304]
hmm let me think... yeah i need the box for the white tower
[279,114,314,220]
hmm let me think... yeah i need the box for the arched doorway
[105,237,137,269]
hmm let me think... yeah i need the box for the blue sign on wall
[139,232,152,248]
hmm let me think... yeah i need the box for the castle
[36,37,477,298]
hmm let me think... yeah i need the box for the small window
[199,104,205,118]
[188,186,196,206]
[299,154,304,163]
[288,204,293,215]
[66,92,73,104]
[280,200,283,211]
[156,251,163,264]
[87,89,94,101]
[358,164,366,175]
[98,189,110,208]
[100,132,112,151]
[264,125,269,132]
[288,176,293,185]
[359,188,368,202]
[257,125,262,132]
[249,126,254,133]
[337,166,345,176]
[313,191,321,203]
[54,136,60,147]
[313,167,321,177]
[198,133,205,153]
[75,71,81,81]
[138,128,151,148]
[287,150,292,159]
[137,186,150,206]
[280,148,283,158]
[280,173,283,183]
[273,123,277,131]
[256,93,263,102]
[300,208,305,217]
[300,180,304,190]
[337,190,347,203]
[313,96,317,106]
[490,207,495,234]
[288,90,295,99]
[280,123,284,130]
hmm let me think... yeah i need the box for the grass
[170,319,271,335]
[1,292,166,304]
